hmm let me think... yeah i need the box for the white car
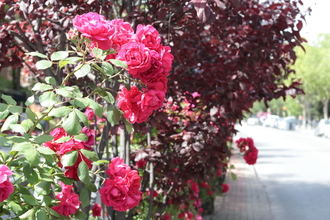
[263,115,280,128]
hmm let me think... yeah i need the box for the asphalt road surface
[237,124,330,220]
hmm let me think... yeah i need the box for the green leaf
[63,111,81,135]
[109,59,128,69]
[35,182,51,196]
[74,64,91,79]
[35,209,50,220]
[66,56,82,63]
[25,147,40,167]
[74,109,88,125]
[33,135,53,144]
[25,95,35,106]
[55,136,71,143]
[22,194,39,206]
[93,160,109,165]
[102,61,115,75]
[0,110,9,120]
[26,108,37,121]
[49,106,72,118]
[39,91,58,107]
[79,187,90,208]
[92,47,104,59]
[1,94,17,105]
[10,124,26,134]
[125,119,134,133]
[7,201,23,214]
[1,114,19,132]
[8,105,23,114]
[51,51,69,61]
[78,161,90,185]
[45,76,57,86]
[23,165,39,185]
[45,207,61,218]
[32,83,53,92]
[26,52,48,59]
[75,211,87,220]
[230,172,237,181]
[37,147,55,155]
[61,151,78,167]
[19,208,36,219]
[36,60,52,70]
[81,149,98,161]
[55,86,82,98]
[105,106,121,126]
[71,98,103,118]
[21,119,34,132]
[74,133,88,142]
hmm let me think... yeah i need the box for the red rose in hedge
[116,42,152,76]
[73,12,113,50]
[244,147,259,165]
[0,165,14,202]
[135,24,161,51]
[64,152,93,180]
[141,89,165,111]
[50,128,68,141]
[221,184,230,193]
[52,183,80,216]
[57,139,85,156]
[158,45,174,73]
[92,203,102,217]
[80,127,95,148]
[100,157,142,211]
[109,19,134,51]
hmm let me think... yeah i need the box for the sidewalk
[207,152,273,220]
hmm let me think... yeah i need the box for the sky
[301,0,330,43]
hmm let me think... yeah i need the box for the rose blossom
[0,180,14,202]
[52,183,80,216]
[50,128,68,141]
[73,12,113,50]
[135,24,161,51]
[244,147,258,165]
[100,157,142,211]
[92,203,102,217]
[84,107,95,121]
[109,19,134,51]
[116,86,153,123]
[80,127,95,148]
[158,45,174,73]
[57,139,85,156]
[145,76,168,92]
[0,165,13,184]
[116,42,152,75]
[221,183,230,193]
[141,89,165,112]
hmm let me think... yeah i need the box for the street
[236,124,330,220]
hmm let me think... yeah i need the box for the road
[237,124,330,220]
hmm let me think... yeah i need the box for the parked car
[247,117,261,126]
[263,115,280,128]
[314,119,330,137]
[278,116,297,130]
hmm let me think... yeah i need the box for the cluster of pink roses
[100,157,142,211]
[0,165,14,202]
[52,182,80,216]
[43,127,95,180]
[73,12,173,123]
[235,137,259,165]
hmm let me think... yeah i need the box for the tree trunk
[323,99,329,120]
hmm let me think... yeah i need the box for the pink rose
[43,141,60,152]
[52,183,80,216]
[136,50,167,83]
[0,165,13,184]
[116,42,152,75]
[243,147,258,165]
[117,86,152,123]
[135,24,161,51]
[221,183,230,193]
[92,203,102,217]
[109,19,134,51]
[73,12,113,50]
[158,45,174,73]
[187,180,199,197]
[0,180,14,202]
[106,157,131,178]
[57,139,85,156]
[100,177,129,211]
[80,127,95,148]
[145,76,168,92]
[141,89,165,111]
[50,128,68,141]
[84,107,95,121]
